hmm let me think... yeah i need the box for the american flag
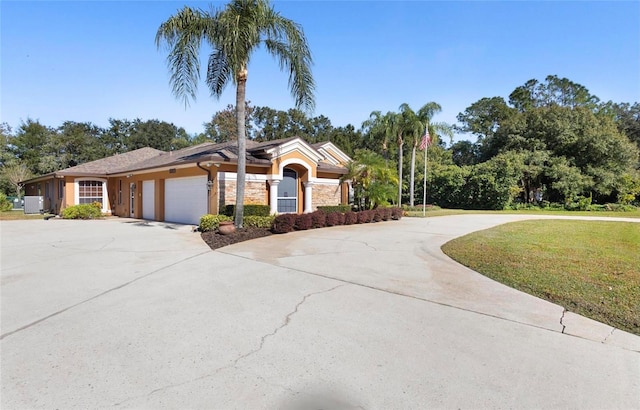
[419,128,431,150]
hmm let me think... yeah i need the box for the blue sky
[2,1,639,144]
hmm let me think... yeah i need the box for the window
[78,180,104,207]
[277,169,297,213]
[58,180,64,199]
[118,180,122,205]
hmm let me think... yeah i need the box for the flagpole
[422,125,428,217]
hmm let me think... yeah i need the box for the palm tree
[156,0,315,227]
[400,102,453,206]
[341,149,398,209]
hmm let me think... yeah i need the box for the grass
[441,220,640,335]
[0,210,49,221]
[406,208,640,218]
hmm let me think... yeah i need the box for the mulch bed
[201,227,273,250]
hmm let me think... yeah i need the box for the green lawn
[0,210,48,221]
[441,220,640,335]
[406,208,640,218]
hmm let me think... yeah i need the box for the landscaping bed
[201,227,272,250]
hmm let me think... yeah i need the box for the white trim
[74,178,108,213]
[218,172,269,182]
[264,138,323,163]
[314,142,352,164]
[277,158,313,179]
[309,177,341,186]
[317,148,340,165]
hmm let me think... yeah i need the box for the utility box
[24,196,44,214]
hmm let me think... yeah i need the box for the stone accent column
[303,181,314,213]
[268,179,280,214]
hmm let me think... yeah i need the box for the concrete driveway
[1,215,639,409]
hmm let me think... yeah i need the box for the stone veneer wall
[219,180,267,207]
[312,183,341,208]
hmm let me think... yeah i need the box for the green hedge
[317,205,351,213]
[222,204,270,217]
[61,204,102,219]
[243,215,275,228]
[0,193,12,212]
[199,214,232,232]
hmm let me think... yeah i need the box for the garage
[164,176,208,225]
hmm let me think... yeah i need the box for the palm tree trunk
[397,133,403,206]
[234,67,248,228]
[409,141,417,207]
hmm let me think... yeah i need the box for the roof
[57,147,164,175]
[22,138,349,183]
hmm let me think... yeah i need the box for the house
[21,137,351,224]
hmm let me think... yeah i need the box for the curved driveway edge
[221,214,640,351]
[1,215,639,409]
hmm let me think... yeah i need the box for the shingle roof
[57,147,164,175]
[25,138,348,183]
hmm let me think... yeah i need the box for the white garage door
[142,180,155,220]
[165,176,208,225]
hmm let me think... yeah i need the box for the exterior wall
[219,176,268,209]
[269,151,317,178]
[124,166,210,220]
[312,183,342,208]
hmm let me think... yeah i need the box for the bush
[272,214,296,234]
[242,215,275,228]
[391,207,403,220]
[357,210,373,224]
[61,204,103,219]
[199,214,233,232]
[344,211,358,225]
[222,204,270,217]
[310,210,327,228]
[0,193,12,212]
[380,208,392,221]
[325,211,342,226]
[317,205,351,213]
[295,213,313,230]
[372,208,383,222]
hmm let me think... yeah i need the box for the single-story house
[21,137,352,224]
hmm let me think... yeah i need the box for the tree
[204,102,254,143]
[156,0,315,227]
[341,149,397,210]
[399,102,453,206]
[9,119,56,175]
[1,162,32,199]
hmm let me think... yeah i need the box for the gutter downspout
[197,162,213,215]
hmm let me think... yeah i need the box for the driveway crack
[602,327,615,344]
[0,251,211,341]
[560,308,567,334]
[233,284,344,366]
[113,284,344,407]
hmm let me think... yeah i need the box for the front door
[130,183,135,217]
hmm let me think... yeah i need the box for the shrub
[344,211,358,225]
[357,210,373,224]
[391,207,403,220]
[199,214,233,232]
[61,204,102,219]
[325,211,341,226]
[0,193,12,212]
[272,214,296,234]
[222,204,270,217]
[380,207,392,221]
[243,215,275,228]
[310,210,327,228]
[372,208,383,222]
[295,213,313,230]
[317,205,351,213]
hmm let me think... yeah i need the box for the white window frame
[75,178,108,212]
